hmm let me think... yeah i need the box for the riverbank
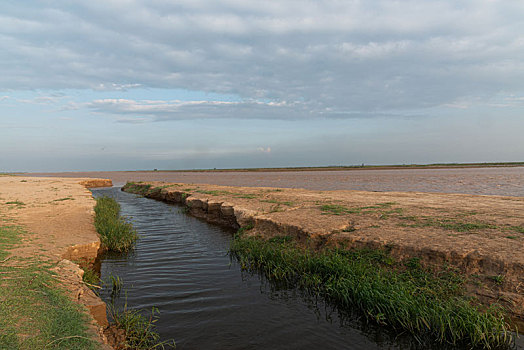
[0,176,112,349]
[122,182,524,325]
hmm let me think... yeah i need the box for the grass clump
[320,204,352,215]
[82,265,101,291]
[230,234,513,348]
[261,199,294,206]
[108,303,175,350]
[320,202,397,216]
[53,197,75,202]
[122,182,152,196]
[6,200,25,206]
[94,196,138,252]
[105,275,175,349]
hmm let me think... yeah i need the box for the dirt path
[0,176,112,348]
[124,181,524,322]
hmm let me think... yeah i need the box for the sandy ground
[27,166,524,196]
[127,181,524,320]
[0,177,106,261]
[0,176,112,348]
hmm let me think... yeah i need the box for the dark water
[92,187,521,349]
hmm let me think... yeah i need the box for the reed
[94,196,138,252]
[230,233,513,349]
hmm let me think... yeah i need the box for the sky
[1,0,523,172]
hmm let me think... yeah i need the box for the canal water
[92,187,519,350]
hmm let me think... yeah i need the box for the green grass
[108,302,175,350]
[6,200,25,206]
[121,182,152,196]
[320,202,397,216]
[319,204,353,215]
[82,265,101,291]
[509,226,524,234]
[400,217,497,232]
[109,274,123,300]
[0,225,22,260]
[260,199,294,206]
[195,190,231,196]
[230,233,513,349]
[489,275,505,285]
[94,196,138,252]
[52,197,75,202]
[0,225,99,349]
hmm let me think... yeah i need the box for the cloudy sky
[1,1,523,172]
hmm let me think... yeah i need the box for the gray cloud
[79,97,428,121]
[1,1,523,118]
[83,98,321,120]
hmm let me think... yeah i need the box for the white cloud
[257,147,271,153]
[15,96,66,105]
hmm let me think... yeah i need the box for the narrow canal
[92,187,513,350]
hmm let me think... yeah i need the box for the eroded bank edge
[60,179,114,348]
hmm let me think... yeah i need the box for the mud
[0,176,113,348]
[123,181,524,322]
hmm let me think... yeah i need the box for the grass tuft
[108,302,175,349]
[6,200,25,206]
[230,234,513,348]
[320,202,397,216]
[94,196,138,252]
[53,197,75,202]
[82,265,101,291]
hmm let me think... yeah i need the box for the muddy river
[38,166,524,196]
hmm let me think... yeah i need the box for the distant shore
[146,161,524,173]
[8,161,524,176]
